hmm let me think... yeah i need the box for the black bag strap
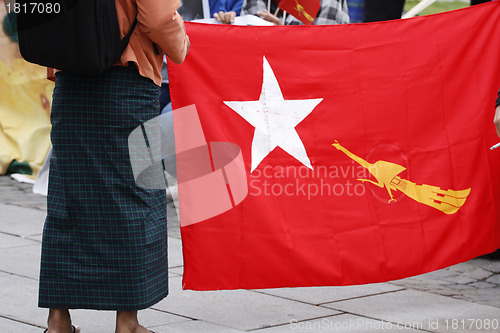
[120,16,138,53]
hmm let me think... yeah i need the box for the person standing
[38,0,189,332]
[242,0,350,25]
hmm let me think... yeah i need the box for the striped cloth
[38,65,168,310]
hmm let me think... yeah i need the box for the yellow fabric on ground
[0,18,53,177]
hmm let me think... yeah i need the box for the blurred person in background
[212,0,244,24]
[363,0,405,22]
[242,0,350,25]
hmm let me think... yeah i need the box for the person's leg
[159,83,171,112]
[46,309,80,333]
[116,311,154,333]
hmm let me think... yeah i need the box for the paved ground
[0,175,499,333]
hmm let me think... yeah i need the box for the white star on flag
[224,57,323,172]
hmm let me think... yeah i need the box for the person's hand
[214,11,237,24]
[494,105,500,138]
[256,10,283,25]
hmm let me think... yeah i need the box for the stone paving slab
[139,308,192,328]
[169,266,184,276]
[253,313,427,332]
[461,267,494,281]
[486,274,500,284]
[153,276,341,331]
[168,271,181,278]
[448,262,479,273]
[322,289,500,333]
[152,319,245,332]
[472,258,500,274]
[0,176,47,211]
[0,232,40,249]
[0,274,47,328]
[26,234,43,242]
[0,203,45,237]
[168,236,184,268]
[390,259,500,308]
[166,198,181,238]
[0,244,41,279]
[254,283,404,305]
[0,317,42,333]
[68,308,190,333]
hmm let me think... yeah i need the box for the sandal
[43,325,77,333]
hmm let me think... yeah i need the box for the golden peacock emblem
[332,141,471,214]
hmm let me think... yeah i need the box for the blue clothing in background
[346,0,364,23]
[209,0,243,17]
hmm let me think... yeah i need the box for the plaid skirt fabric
[38,66,168,310]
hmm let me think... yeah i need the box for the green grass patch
[404,0,469,16]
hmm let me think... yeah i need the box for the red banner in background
[169,2,500,290]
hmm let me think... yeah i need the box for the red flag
[278,0,320,25]
[169,3,500,290]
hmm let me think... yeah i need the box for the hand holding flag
[256,9,283,25]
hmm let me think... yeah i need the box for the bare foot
[115,311,157,333]
[45,326,80,333]
[46,309,78,333]
[115,324,155,333]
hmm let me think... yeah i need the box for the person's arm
[228,0,243,15]
[47,68,56,82]
[256,10,282,25]
[136,0,189,64]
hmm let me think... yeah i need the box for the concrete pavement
[0,175,499,333]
